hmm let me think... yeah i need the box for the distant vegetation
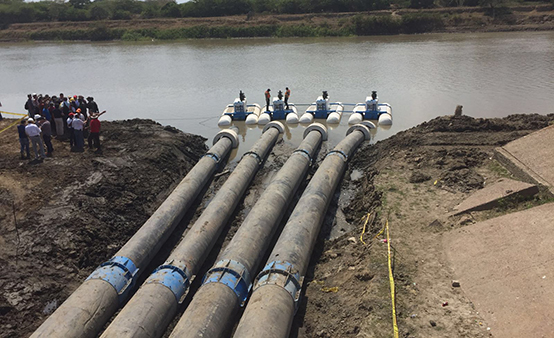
[0,0,552,40]
[0,0,549,25]
[20,13,446,41]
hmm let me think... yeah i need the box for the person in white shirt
[72,115,85,152]
[25,118,45,160]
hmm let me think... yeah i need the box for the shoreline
[0,5,553,42]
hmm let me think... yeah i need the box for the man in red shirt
[88,110,106,153]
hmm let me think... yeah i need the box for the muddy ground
[1,113,553,337]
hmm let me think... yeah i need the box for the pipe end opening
[304,123,328,141]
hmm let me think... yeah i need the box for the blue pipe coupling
[144,260,193,304]
[85,256,139,304]
[202,259,252,306]
[253,261,304,312]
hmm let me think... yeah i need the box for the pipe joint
[85,256,138,303]
[325,149,348,163]
[254,261,304,312]
[145,260,193,304]
[241,151,263,166]
[292,149,313,164]
[202,152,221,163]
[202,259,252,306]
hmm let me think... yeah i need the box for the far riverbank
[1,5,553,42]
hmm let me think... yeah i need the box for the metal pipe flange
[346,123,371,141]
[304,123,328,141]
[213,128,239,149]
[263,121,285,135]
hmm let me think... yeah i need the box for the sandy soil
[1,113,554,337]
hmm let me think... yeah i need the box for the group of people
[238,88,291,111]
[263,87,291,111]
[18,93,106,162]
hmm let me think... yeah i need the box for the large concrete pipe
[100,122,284,338]
[233,122,373,338]
[31,128,240,338]
[169,123,329,338]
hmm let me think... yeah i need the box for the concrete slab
[495,124,554,194]
[452,178,538,215]
[443,203,554,338]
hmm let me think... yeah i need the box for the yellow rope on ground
[386,220,399,338]
[360,212,371,245]
[1,111,27,117]
[0,117,25,135]
[373,222,385,240]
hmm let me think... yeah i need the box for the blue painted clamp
[254,261,304,312]
[144,260,192,304]
[202,259,252,306]
[86,256,138,303]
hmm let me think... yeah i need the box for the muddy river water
[1,31,553,158]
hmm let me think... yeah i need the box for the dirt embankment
[0,119,207,338]
[294,113,554,337]
[1,5,554,41]
[2,113,554,337]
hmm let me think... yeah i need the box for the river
[1,31,553,158]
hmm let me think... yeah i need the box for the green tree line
[1,0,542,26]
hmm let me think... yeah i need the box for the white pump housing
[234,99,246,113]
[316,96,328,111]
[366,96,378,111]
[273,98,284,111]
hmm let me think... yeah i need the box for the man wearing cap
[37,116,53,157]
[25,118,45,161]
[17,119,30,159]
[71,113,85,152]
[67,113,75,148]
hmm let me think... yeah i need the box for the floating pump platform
[218,98,262,126]
[258,96,299,125]
[348,92,392,126]
[300,92,344,124]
